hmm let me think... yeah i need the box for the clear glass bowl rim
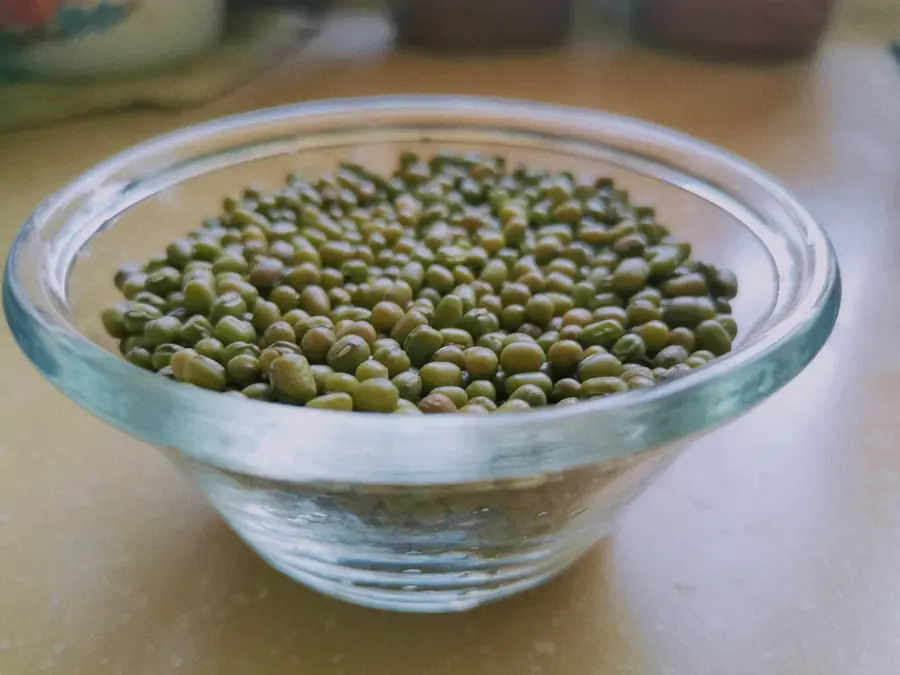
[3,95,841,484]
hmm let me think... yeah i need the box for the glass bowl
[3,96,840,613]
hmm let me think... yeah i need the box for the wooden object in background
[634,0,836,59]
[387,0,573,52]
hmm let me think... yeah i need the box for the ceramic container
[0,0,226,79]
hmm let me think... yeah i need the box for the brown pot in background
[633,0,836,60]
[228,0,330,15]
[388,0,573,52]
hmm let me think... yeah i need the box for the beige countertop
[2,10,899,675]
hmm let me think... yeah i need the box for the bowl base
[250,531,600,613]
[181,444,676,612]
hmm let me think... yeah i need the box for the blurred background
[1,2,900,675]
[0,0,896,131]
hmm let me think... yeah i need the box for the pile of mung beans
[101,152,738,414]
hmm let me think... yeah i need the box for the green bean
[122,302,162,333]
[497,399,531,413]
[611,334,646,363]
[420,361,464,392]
[325,372,360,396]
[430,386,468,409]
[352,378,400,413]
[404,325,444,367]
[662,296,716,328]
[151,343,181,371]
[578,353,623,380]
[104,153,740,413]
[182,354,227,391]
[210,291,247,323]
[653,345,690,368]
[580,320,625,349]
[581,376,628,397]
[505,372,553,397]
[306,393,354,411]
[695,319,733,356]
[300,326,336,364]
[326,335,371,374]
[227,353,262,386]
[356,359,390,382]
[499,341,546,375]
[214,316,256,345]
[125,346,153,370]
[269,353,317,403]
[418,393,458,414]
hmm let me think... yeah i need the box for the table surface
[1,10,899,675]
